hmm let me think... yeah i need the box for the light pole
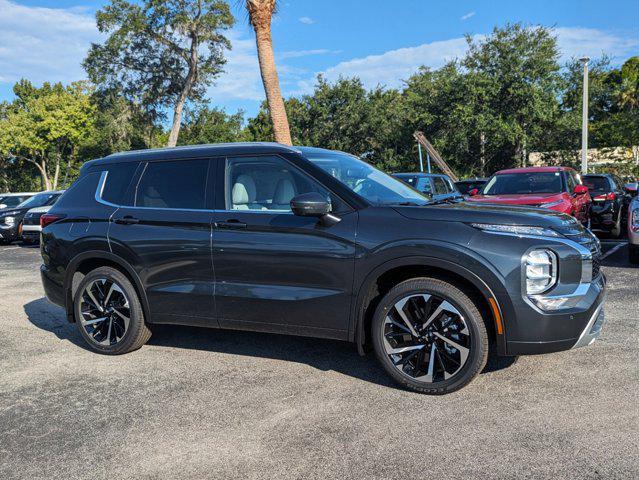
[580,56,590,174]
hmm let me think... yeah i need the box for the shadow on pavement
[24,297,515,386]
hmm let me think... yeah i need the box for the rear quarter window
[101,162,139,205]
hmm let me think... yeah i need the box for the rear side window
[583,176,610,193]
[135,159,209,209]
[102,162,138,204]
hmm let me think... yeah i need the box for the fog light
[4,216,15,226]
[525,249,557,295]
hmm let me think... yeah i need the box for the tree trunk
[167,34,199,148]
[253,25,292,145]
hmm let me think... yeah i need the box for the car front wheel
[372,277,489,394]
[74,266,151,354]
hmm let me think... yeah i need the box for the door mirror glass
[574,185,589,195]
[291,192,331,217]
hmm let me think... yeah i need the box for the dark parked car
[0,192,36,210]
[582,174,630,237]
[40,144,606,394]
[393,173,463,203]
[0,191,63,244]
[455,178,487,196]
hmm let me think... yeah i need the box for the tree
[84,0,234,147]
[245,0,292,145]
[178,105,247,144]
[0,80,96,190]
[463,24,562,169]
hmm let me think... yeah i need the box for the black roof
[393,172,450,178]
[81,143,343,171]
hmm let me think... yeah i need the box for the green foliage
[84,0,234,144]
[0,80,96,191]
[178,106,247,144]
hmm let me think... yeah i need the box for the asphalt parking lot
[1,241,637,480]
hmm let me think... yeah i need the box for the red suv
[467,167,591,225]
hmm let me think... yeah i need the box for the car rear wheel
[74,266,151,354]
[372,278,489,394]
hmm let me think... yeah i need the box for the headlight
[632,209,639,232]
[524,249,557,295]
[3,216,15,226]
[471,223,563,238]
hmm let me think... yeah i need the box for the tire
[372,277,489,394]
[74,266,151,354]
[630,244,639,264]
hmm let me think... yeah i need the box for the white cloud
[461,11,476,21]
[207,29,264,102]
[0,0,100,85]
[299,16,315,25]
[279,49,340,60]
[318,37,470,90]
[555,27,639,62]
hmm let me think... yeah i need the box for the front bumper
[0,224,19,242]
[504,273,607,355]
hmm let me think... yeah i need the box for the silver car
[627,183,639,263]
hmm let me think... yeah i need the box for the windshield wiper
[427,197,462,205]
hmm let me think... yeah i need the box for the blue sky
[1,0,638,117]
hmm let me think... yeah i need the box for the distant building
[529,146,639,173]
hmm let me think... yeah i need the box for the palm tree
[245,0,292,145]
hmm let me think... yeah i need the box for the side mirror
[290,192,340,226]
[468,188,479,196]
[574,185,589,195]
[624,183,638,196]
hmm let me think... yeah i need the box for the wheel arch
[352,256,508,356]
[63,250,150,324]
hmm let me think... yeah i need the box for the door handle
[114,216,139,225]
[214,219,247,230]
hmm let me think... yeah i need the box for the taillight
[593,192,615,201]
[40,214,65,229]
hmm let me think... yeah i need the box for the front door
[212,155,358,339]
[108,158,216,326]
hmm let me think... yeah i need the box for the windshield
[482,172,563,195]
[583,176,610,193]
[17,193,60,209]
[306,152,430,206]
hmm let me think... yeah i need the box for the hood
[393,200,575,229]
[0,205,31,217]
[466,193,563,206]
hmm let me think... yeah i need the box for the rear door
[211,154,358,339]
[108,158,216,326]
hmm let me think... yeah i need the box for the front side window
[135,159,209,209]
[226,156,330,212]
[482,172,564,195]
[306,152,430,206]
[433,177,449,195]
